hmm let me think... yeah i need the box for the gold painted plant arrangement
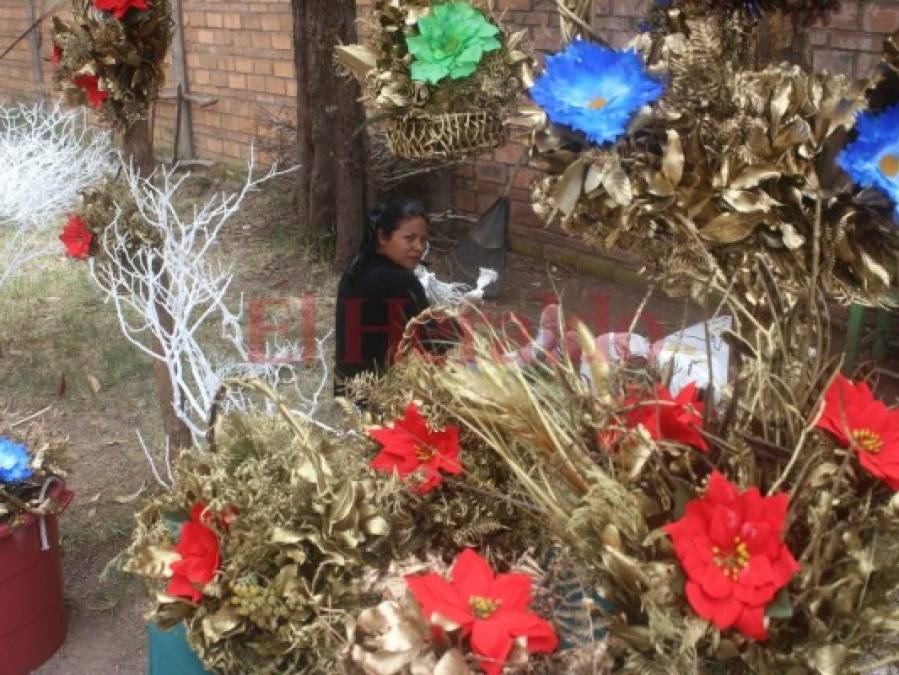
[0,430,68,528]
[125,382,591,674]
[122,282,898,672]
[51,0,171,128]
[366,289,899,673]
[125,396,402,673]
[336,0,534,159]
[527,1,899,305]
[58,175,161,264]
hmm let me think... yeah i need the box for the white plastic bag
[581,316,732,400]
[415,265,498,306]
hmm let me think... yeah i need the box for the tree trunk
[121,118,155,178]
[121,118,194,450]
[151,273,194,451]
[293,0,368,268]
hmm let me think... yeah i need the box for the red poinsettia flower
[92,0,148,20]
[51,43,62,66]
[625,382,709,452]
[368,402,462,494]
[167,502,221,603]
[405,549,558,675]
[73,74,109,109]
[59,215,93,259]
[664,472,800,640]
[816,374,899,490]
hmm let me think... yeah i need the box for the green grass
[0,249,154,407]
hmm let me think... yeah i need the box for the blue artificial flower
[529,40,665,146]
[0,436,32,483]
[838,103,899,216]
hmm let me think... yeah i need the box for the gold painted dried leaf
[602,162,632,206]
[432,649,473,675]
[576,321,611,403]
[271,527,303,544]
[405,6,429,26]
[365,515,390,536]
[781,223,805,250]
[584,161,605,194]
[551,157,587,217]
[722,189,779,213]
[770,80,793,124]
[128,545,179,578]
[772,118,813,150]
[859,250,891,288]
[699,212,763,243]
[202,606,241,643]
[661,130,684,187]
[729,164,781,190]
[335,44,378,79]
[808,462,839,487]
[809,644,847,675]
[645,170,674,198]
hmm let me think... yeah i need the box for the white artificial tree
[0,102,112,290]
[90,152,333,472]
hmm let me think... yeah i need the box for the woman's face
[376,215,428,271]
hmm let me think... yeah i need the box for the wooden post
[169,0,193,160]
[22,0,43,88]
[173,84,183,163]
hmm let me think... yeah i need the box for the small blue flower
[0,436,32,483]
[838,103,899,216]
[529,40,665,146]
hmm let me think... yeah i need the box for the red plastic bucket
[0,480,73,675]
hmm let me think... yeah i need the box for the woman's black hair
[345,197,429,276]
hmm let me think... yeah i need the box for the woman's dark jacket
[334,254,432,396]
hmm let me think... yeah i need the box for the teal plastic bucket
[147,622,214,675]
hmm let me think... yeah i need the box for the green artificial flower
[406,1,501,85]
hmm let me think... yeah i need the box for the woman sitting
[334,198,448,399]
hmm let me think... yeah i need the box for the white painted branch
[89,151,330,458]
[0,102,112,291]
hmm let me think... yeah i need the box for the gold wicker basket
[386,110,507,160]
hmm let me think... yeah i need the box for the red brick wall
[808,1,898,78]
[0,0,297,161]
[155,0,296,159]
[0,0,896,268]
[0,0,52,100]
